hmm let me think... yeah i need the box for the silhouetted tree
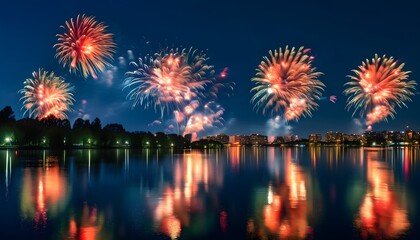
[0,106,15,122]
[73,118,85,130]
[0,105,191,149]
[72,118,93,146]
[90,117,102,146]
[15,118,41,146]
[91,118,102,131]
[102,123,126,146]
[0,106,16,144]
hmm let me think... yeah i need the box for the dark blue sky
[1,0,420,137]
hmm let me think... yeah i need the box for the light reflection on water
[0,147,418,239]
[247,148,313,239]
[356,150,410,239]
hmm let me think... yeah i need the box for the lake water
[1,147,419,239]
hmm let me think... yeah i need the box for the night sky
[1,0,420,138]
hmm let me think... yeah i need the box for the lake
[0,147,419,239]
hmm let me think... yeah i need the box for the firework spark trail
[19,70,75,119]
[366,105,392,126]
[124,48,212,117]
[219,67,228,78]
[55,15,116,79]
[320,95,337,103]
[344,54,416,129]
[251,46,324,121]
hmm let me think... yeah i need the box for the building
[272,136,285,144]
[363,131,385,145]
[229,134,268,145]
[250,134,268,145]
[309,134,322,143]
[229,135,250,145]
[342,134,363,142]
[229,135,240,145]
[283,135,299,143]
[204,134,229,144]
[405,130,414,142]
[325,131,343,144]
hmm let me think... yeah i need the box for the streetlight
[5,137,11,145]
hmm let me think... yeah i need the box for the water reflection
[248,148,313,239]
[356,150,410,239]
[229,146,241,168]
[20,151,69,229]
[67,203,107,240]
[148,150,224,239]
[0,147,418,239]
[4,150,12,196]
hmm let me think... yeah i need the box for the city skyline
[1,0,420,138]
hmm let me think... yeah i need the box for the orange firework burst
[19,69,75,119]
[251,46,324,121]
[54,15,116,79]
[344,54,416,127]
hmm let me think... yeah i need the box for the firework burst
[251,46,324,121]
[54,15,116,79]
[124,48,213,116]
[182,101,224,141]
[20,70,75,119]
[344,54,416,127]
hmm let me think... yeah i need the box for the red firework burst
[54,15,116,79]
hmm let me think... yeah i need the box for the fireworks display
[54,15,116,79]
[124,47,231,138]
[124,48,212,116]
[181,101,225,141]
[251,46,324,121]
[19,70,75,119]
[12,11,420,139]
[344,54,416,129]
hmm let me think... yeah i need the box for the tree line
[0,106,195,149]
